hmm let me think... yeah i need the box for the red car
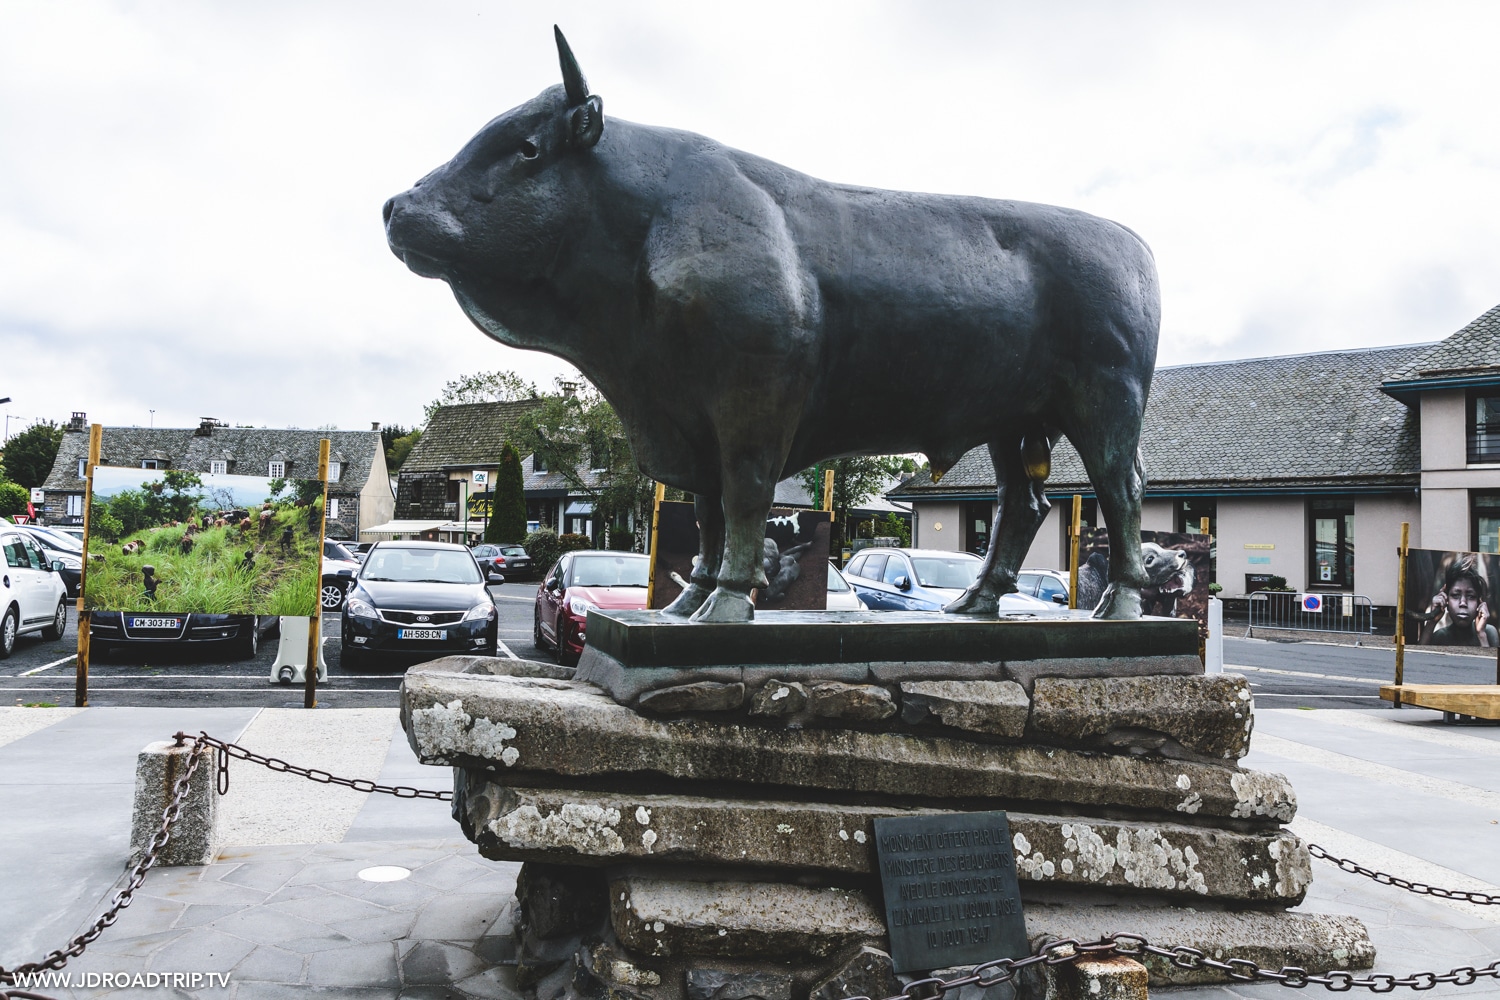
[533,550,650,666]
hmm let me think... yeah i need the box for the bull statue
[384,28,1160,623]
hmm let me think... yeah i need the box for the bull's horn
[555,25,590,106]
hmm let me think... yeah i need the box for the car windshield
[500,545,528,557]
[569,555,649,588]
[32,528,83,553]
[827,563,851,593]
[911,556,982,589]
[360,547,482,584]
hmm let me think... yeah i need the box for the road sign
[1301,593,1323,613]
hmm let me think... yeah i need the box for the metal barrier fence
[1246,591,1375,637]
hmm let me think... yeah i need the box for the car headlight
[463,602,496,622]
[58,555,82,570]
[345,597,377,619]
[567,594,597,617]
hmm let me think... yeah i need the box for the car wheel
[231,620,259,660]
[41,600,67,642]
[0,606,17,659]
[556,621,580,668]
[321,580,346,611]
[533,610,545,651]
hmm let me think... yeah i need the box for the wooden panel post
[822,468,835,514]
[645,482,667,610]
[74,424,103,708]
[304,439,331,709]
[1393,521,1409,703]
[1067,495,1083,610]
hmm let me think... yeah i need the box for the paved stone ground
[4,702,1500,998]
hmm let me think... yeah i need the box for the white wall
[913,501,961,551]
[1420,390,1467,472]
[1142,498,1175,533]
[1023,504,1066,569]
[1421,488,1470,551]
[1354,494,1421,604]
[1216,497,1307,597]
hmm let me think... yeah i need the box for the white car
[826,562,866,610]
[322,539,362,610]
[1,527,69,657]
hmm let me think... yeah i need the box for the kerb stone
[130,739,219,866]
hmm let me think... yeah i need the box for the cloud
[2,0,1499,434]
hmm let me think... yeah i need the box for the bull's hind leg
[1072,434,1149,619]
[662,492,724,618]
[945,437,1051,616]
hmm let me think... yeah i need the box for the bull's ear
[569,96,604,149]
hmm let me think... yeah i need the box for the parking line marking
[1229,663,1379,685]
[19,654,77,676]
[493,595,533,602]
[495,637,520,660]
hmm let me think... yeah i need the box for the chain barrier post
[73,423,102,708]
[304,438,331,709]
[645,482,666,609]
[1067,495,1082,610]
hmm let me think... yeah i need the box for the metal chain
[844,935,1500,998]
[1309,844,1500,905]
[193,731,452,801]
[0,734,210,996]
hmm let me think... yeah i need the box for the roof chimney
[559,381,578,399]
[67,412,86,433]
[196,417,219,437]
[371,421,381,431]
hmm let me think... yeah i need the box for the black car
[341,541,498,667]
[89,612,275,660]
[471,543,532,581]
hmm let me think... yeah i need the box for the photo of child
[1407,550,1500,647]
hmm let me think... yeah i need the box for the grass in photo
[83,467,325,616]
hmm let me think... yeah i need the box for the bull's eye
[520,139,539,160]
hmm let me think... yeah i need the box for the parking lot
[0,581,547,708]
[5,583,1499,710]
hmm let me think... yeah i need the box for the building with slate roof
[889,303,1500,606]
[39,416,394,541]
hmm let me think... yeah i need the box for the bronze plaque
[873,811,1027,973]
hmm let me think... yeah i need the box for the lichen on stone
[411,698,520,765]
[492,802,625,854]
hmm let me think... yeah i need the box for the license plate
[129,617,181,629]
[398,628,447,640]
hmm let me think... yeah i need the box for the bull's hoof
[1092,583,1143,620]
[689,588,755,623]
[662,582,713,618]
[943,587,999,617]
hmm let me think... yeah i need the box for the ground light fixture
[357,865,412,882]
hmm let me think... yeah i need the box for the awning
[565,501,594,515]
[360,519,448,537]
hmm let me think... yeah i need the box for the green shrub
[524,528,560,572]
[608,529,635,552]
[0,480,28,518]
[558,532,591,555]
[487,443,528,545]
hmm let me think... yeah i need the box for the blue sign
[1301,594,1323,613]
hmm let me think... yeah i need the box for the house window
[141,460,158,470]
[67,495,84,517]
[1473,493,1500,553]
[268,461,285,478]
[533,453,547,474]
[328,462,341,483]
[1468,390,1500,464]
[1308,500,1354,589]
[326,497,340,519]
[209,460,227,475]
[1175,498,1216,537]
[76,458,87,478]
[590,444,609,473]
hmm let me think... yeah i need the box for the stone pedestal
[401,611,1373,1000]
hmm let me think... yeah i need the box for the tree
[385,428,421,473]
[512,379,653,551]
[0,480,28,517]
[486,443,527,544]
[795,455,917,548]
[1,421,64,488]
[423,370,538,425]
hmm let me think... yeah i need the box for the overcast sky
[3,1,1498,436]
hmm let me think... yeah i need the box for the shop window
[1468,391,1500,463]
[1473,493,1500,553]
[1308,500,1354,589]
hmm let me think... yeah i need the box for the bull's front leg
[661,492,724,618]
[690,459,775,623]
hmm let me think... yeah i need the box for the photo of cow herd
[82,467,326,616]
